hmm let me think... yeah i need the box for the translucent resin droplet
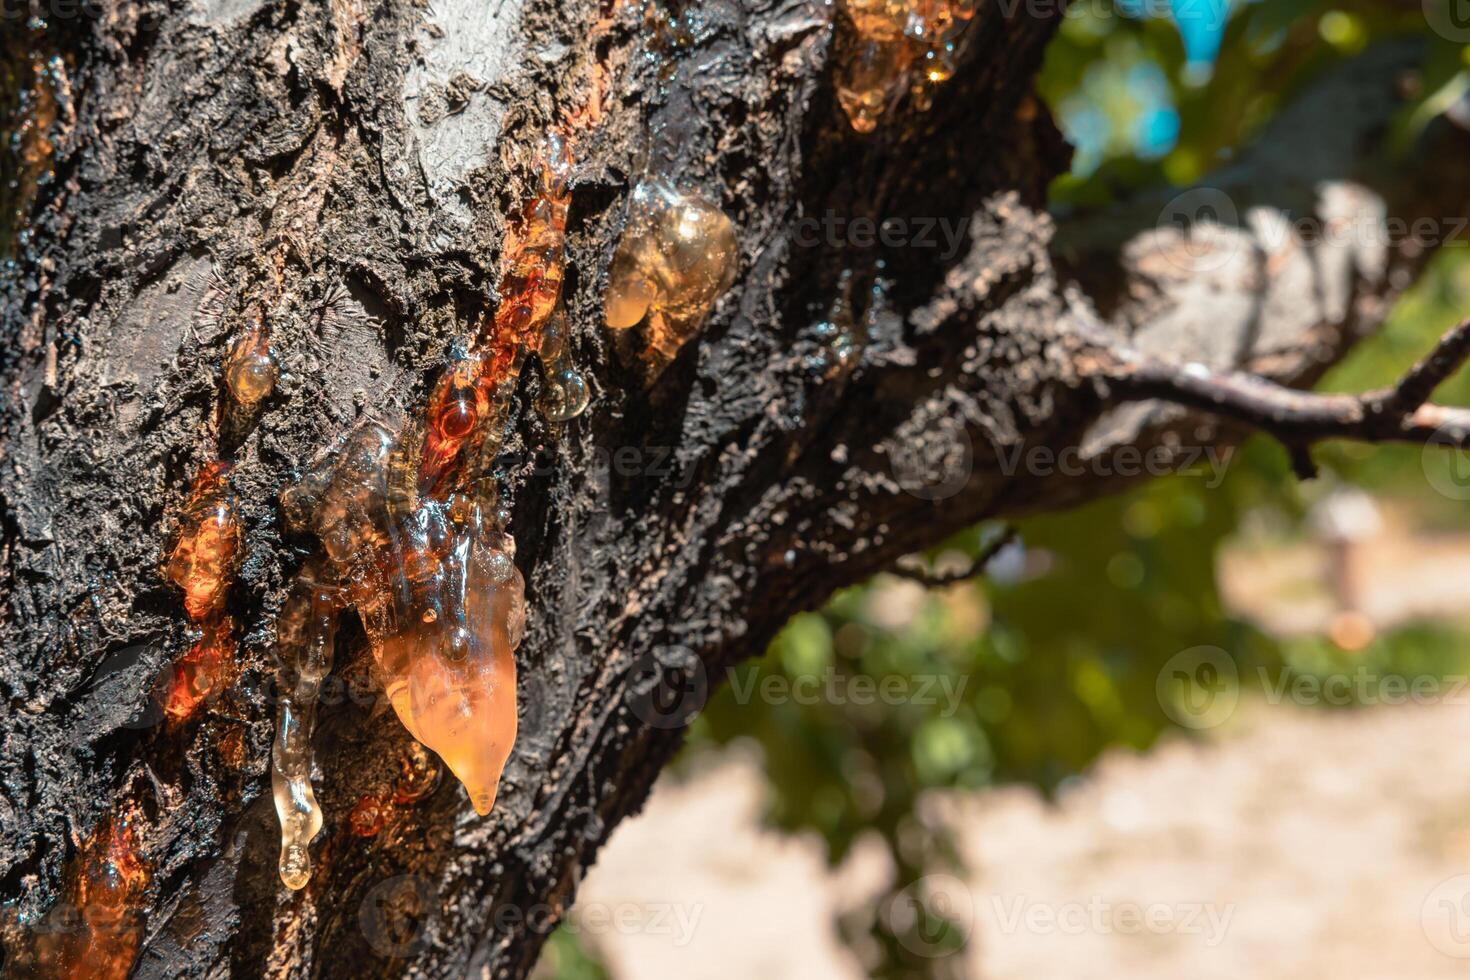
[355,493,524,816]
[163,615,237,723]
[15,811,151,978]
[270,561,341,890]
[836,38,910,133]
[165,462,242,622]
[223,323,278,408]
[537,311,590,422]
[602,177,739,368]
[833,0,972,131]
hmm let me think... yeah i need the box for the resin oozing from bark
[262,7,629,882]
[603,177,739,369]
[161,462,243,722]
[421,138,583,495]
[835,0,974,131]
[270,423,525,886]
[163,614,238,723]
[270,559,341,890]
[223,319,278,410]
[164,461,242,621]
[6,811,151,979]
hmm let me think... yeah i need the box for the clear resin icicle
[271,562,340,890]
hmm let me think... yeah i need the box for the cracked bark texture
[0,0,1465,976]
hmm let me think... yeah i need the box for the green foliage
[533,929,611,980]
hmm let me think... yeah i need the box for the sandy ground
[565,701,1470,979]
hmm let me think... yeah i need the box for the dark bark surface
[0,0,1465,977]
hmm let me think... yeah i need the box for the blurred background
[535,1,1470,976]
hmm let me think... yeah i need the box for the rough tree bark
[0,0,1466,976]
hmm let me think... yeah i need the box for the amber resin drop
[833,0,971,132]
[356,492,524,816]
[836,37,911,133]
[419,355,496,494]
[16,811,151,979]
[223,323,278,408]
[165,462,243,622]
[347,795,388,837]
[603,177,739,369]
[162,615,237,723]
[394,741,442,804]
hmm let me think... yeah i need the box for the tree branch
[1086,314,1470,461]
[888,527,1018,588]
[1379,314,1470,415]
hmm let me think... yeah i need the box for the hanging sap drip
[833,0,975,131]
[164,462,242,622]
[270,560,342,890]
[268,420,526,888]
[6,810,152,979]
[536,309,590,422]
[223,318,278,411]
[354,489,523,817]
[161,462,243,723]
[603,176,739,370]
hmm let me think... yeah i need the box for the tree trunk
[0,0,1465,977]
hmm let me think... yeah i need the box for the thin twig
[1379,314,1470,414]
[889,526,1019,588]
[1089,314,1470,465]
